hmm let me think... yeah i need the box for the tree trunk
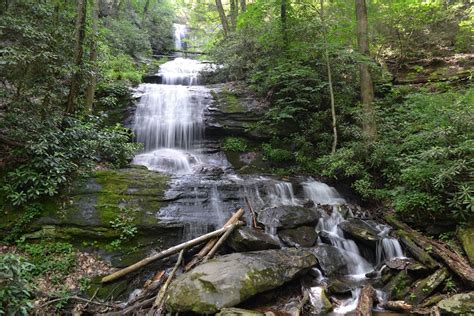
[85,0,99,112]
[240,0,246,12]
[320,0,337,154]
[143,0,150,15]
[230,0,237,31]
[355,284,375,316]
[355,0,376,142]
[215,0,229,36]
[281,0,287,45]
[66,0,88,114]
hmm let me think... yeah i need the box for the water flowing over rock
[165,249,317,313]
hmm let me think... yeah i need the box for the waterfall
[129,24,405,314]
[302,179,346,205]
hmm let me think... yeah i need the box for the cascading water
[131,24,406,314]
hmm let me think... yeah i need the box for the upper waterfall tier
[158,58,208,85]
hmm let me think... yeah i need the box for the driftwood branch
[101,223,238,283]
[355,284,375,316]
[244,197,258,229]
[204,221,242,262]
[152,250,184,312]
[184,208,244,271]
[383,301,413,312]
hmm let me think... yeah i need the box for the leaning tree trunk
[67,0,88,113]
[281,0,288,46]
[320,0,337,153]
[355,0,376,143]
[215,0,230,36]
[85,0,99,112]
[240,0,246,12]
[230,0,237,31]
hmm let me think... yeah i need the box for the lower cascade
[127,43,409,314]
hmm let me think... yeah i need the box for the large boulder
[165,249,317,314]
[257,206,323,229]
[227,227,280,252]
[457,226,474,265]
[338,219,380,247]
[436,292,474,315]
[278,226,318,248]
[311,245,349,276]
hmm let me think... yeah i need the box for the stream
[130,24,406,314]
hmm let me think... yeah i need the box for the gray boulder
[278,226,318,248]
[338,219,380,247]
[227,227,280,252]
[165,249,317,313]
[257,206,323,229]
[312,245,349,276]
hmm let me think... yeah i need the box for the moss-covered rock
[33,167,169,232]
[436,291,474,315]
[165,249,317,314]
[457,226,474,265]
[383,270,415,300]
[308,286,333,314]
[405,268,449,306]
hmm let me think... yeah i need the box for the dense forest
[1,0,473,315]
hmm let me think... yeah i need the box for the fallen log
[383,301,413,312]
[204,221,242,262]
[152,250,184,312]
[385,215,474,288]
[101,223,238,283]
[184,208,244,271]
[355,284,375,316]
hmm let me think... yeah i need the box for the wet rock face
[204,84,268,140]
[338,219,380,247]
[311,245,349,276]
[165,249,317,314]
[437,292,474,315]
[227,227,280,252]
[278,226,318,248]
[257,206,323,229]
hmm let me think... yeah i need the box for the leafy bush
[316,86,474,222]
[109,206,138,249]
[0,254,35,315]
[1,116,141,206]
[262,143,293,163]
[222,137,248,152]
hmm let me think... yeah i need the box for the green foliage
[0,254,35,315]
[316,86,474,222]
[222,137,248,152]
[109,206,138,249]
[18,241,76,279]
[1,116,141,207]
[262,143,293,163]
[5,203,43,242]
